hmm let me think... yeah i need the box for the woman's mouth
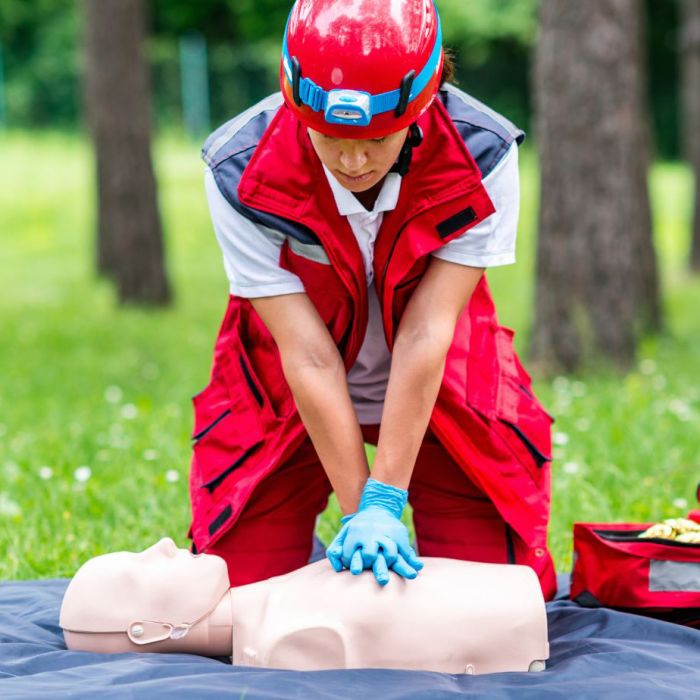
[336,170,374,185]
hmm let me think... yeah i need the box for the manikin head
[59,537,232,655]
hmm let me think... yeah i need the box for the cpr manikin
[59,537,549,674]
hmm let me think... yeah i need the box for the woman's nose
[339,147,368,173]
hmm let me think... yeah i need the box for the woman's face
[307,126,409,192]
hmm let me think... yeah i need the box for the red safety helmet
[280,0,444,139]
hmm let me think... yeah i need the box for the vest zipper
[192,409,232,442]
[239,353,264,409]
[501,420,551,468]
[200,441,263,494]
[505,524,516,564]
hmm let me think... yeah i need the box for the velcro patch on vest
[436,207,477,239]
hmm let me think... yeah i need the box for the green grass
[0,130,698,580]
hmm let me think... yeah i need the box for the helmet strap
[395,71,417,117]
[391,123,424,177]
[291,57,303,107]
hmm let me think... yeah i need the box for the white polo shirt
[204,142,520,424]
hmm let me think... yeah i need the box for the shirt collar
[322,165,402,217]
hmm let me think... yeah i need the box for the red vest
[189,99,555,595]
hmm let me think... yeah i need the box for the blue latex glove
[326,478,424,585]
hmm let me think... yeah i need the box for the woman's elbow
[282,339,343,378]
[394,319,456,358]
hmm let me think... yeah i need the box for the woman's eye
[372,138,386,144]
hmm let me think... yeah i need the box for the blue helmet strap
[282,7,443,127]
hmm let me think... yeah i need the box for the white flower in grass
[121,403,139,420]
[165,469,180,483]
[673,498,688,510]
[38,466,53,480]
[639,359,657,375]
[668,399,693,422]
[143,449,159,461]
[571,382,587,397]
[563,461,580,474]
[652,375,667,391]
[0,493,21,518]
[575,418,591,432]
[4,461,19,481]
[141,363,159,380]
[74,466,92,482]
[552,376,569,393]
[553,432,569,446]
[104,385,123,404]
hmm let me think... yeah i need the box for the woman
[188,0,557,599]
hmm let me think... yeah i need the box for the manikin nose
[153,537,178,556]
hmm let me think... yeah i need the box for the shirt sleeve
[204,168,306,298]
[431,141,520,268]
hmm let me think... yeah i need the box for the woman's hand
[325,478,423,585]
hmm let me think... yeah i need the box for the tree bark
[84,0,171,304]
[681,0,700,272]
[530,0,661,373]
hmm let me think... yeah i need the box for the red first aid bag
[571,518,700,628]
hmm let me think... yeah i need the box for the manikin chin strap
[126,589,233,645]
[62,589,232,646]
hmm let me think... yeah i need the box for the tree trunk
[530,0,661,373]
[681,0,700,272]
[84,0,171,305]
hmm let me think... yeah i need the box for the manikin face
[307,126,409,192]
[59,537,230,634]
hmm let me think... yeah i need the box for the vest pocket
[467,322,554,483]
[191,342,268,494]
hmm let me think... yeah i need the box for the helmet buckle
[395,70,416,117]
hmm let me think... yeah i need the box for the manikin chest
[229,558,549,674]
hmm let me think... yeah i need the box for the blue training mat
[2,551,700,700]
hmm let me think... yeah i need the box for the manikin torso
[59,538,549,674]
[229,557,548,673]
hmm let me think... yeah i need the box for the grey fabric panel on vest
[440,83,525,179]
[256,225,330,264]
[649,559,700,592]
[287,237,330,264]
[202,93,284,168]
[202,93,322,247]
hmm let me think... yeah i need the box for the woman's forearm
[283,353,370,515]
[372,260,484,490]
[371,331,451,489]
